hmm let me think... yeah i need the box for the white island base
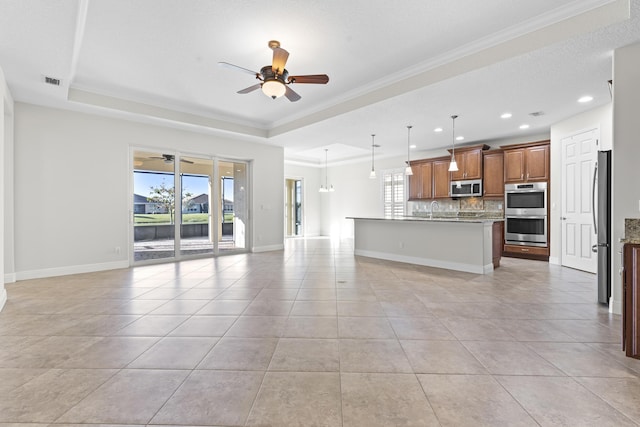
[351,217,499,274]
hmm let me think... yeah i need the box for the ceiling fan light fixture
[262,79,286,99]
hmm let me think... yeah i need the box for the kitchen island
[349,216,503,274]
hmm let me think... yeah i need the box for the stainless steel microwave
[450,179,482,197]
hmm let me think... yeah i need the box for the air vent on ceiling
[528,111,545,117]
[43,76,61,86]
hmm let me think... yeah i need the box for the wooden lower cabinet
[624,243,640,360]
[492,221,503,269]
[503,244,549,260]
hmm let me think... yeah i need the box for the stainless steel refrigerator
[594,150,611,305]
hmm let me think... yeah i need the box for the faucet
[429,200,440,219]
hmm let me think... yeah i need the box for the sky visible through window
[134,171,232,201]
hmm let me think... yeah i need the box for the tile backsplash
[409,198,504,217]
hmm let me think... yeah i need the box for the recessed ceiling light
[500,113,512,119]
[410,144,417,149]
[578,95,593,103]
[434,127,443,133]
[519,124,530,129]
[456,136,464,141]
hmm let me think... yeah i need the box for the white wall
[550,103,613,266]
[13,103,284,280]
[612,41,640,314]
[0,66,13,311]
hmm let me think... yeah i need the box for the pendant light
[319,148,334,192]
[448,115,459,172]
[369,134,379,179]
[405,125,413,176]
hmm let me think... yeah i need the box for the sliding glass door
[218,160,248,252]
[132,150,249,263]
[133,150,176,262]
[179,156,214,257]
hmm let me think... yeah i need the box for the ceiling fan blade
[284,85,301,102]
[218,62,259,77]
[287,74,329,84]
[237,83,262,94]
[179,158,194,164]
[271,47,289,75]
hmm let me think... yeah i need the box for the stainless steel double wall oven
[505,182,547,247]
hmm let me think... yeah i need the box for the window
[382,169,405,217]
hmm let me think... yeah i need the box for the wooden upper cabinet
[408,160,433,200]
[420,162,433,199]
[449,145,488,181]
[483,150,504,198]
[504,149,525,182]
[525,145,550,181]
[502,141,550,183]
[408,163,423,200]
[433,158,451,198]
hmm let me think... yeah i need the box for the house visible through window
[382,169,405,217]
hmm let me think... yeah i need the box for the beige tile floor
[1,237,640,426]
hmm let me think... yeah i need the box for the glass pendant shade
[369,134,377,179]
[262,79,286,99]
[448,155,459,172]
[405,125,413,175]
[319,148,334,192]
[448,115,459,172]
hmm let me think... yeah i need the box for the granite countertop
[348,216,504,224]
[622,218,640,244]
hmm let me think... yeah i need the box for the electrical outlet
[399,241,404,248]
[114,247,121,254]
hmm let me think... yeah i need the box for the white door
[561,129,598,272]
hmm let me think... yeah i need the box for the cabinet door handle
[521,248,529,252]
[521,173,523,180]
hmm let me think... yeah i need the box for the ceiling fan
[149,154,194,164]
[219,40,329,102]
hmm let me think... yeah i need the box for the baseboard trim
[0,288,6,312]
[355,249,492,275]
[4,272,16,284]
[609,296,622,315]
[252,244,285,253]
[15,260,130,281]
[549,256,560,265]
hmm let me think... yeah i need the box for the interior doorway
[285,178,303,237]
[561,129,598,273]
